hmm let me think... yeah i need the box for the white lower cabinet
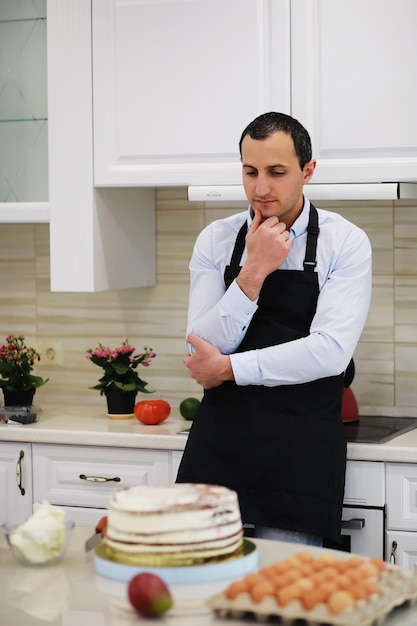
[7,437,417,567]
[386,531,417,570]
[0,442,33,525]
[385,463,417,568]
[32,444,171,525]
[170,450,183,483]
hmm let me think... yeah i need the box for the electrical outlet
[36,340,64,367]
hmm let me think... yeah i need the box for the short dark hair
[239,111,312,170]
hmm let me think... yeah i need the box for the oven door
[340,506,385,558]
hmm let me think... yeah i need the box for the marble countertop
[1,525,417,626]
[1,403,417,463]
[0,403,189,451]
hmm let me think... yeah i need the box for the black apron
[177,205,347,542]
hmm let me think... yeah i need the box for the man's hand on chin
[184,333,234,389]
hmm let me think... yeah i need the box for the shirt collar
[290,196,311,238]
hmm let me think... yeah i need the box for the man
[176,112,372,546]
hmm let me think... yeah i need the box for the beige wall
[0,188,416,414]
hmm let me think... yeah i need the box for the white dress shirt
[187,197,372,387]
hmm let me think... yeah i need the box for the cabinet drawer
[386,463,417,531]
[32,444,169,509]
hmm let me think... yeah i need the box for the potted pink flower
[85,340,155,417]
[0,335,49,406]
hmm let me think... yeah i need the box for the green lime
[179,397,201,420]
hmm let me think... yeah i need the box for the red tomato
[134,399,171,425]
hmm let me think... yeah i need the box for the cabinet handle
[341,517,365,530]
[79,474,121,483]
[390,540,397,565]
[16,450,25,496]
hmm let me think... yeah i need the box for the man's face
[241,130,316,228]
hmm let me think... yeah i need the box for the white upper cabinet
[92,0,417,187]
[92,0,291,186]
[47,0,155,292]
[44,0,417,289]
[291,0,417,183]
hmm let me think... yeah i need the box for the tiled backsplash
[0,188,416,415]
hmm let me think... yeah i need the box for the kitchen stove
[179,416,417,444]
[344,415,417,444]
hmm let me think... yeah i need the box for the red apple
[127,572,173,617]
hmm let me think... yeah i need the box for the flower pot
[2,388,36,407]
[104,388,136,419]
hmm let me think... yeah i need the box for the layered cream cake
[104,483,243,566]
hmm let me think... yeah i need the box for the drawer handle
[79,474,121,483]
[390,540,397,565]
[341,517,365,530]
[16,450,26,496]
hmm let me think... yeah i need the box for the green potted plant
[85,340,155,418]
[0,335,49,406]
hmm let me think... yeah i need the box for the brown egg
[296,550,315,563]
[356,562,379,579]
[250,579,275,603]
[301,581,336,610]
[334,573,352,590]
[318,552,337,565]
[244,572,267,588]
[225,579,249,600]
[369,557,387,572]
[328,590,356,615]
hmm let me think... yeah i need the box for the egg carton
[208,566,417,626]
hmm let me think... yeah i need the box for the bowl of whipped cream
[3,501,74,566]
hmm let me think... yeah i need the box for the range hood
[188,183,417,202]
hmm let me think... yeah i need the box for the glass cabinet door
[0,0,47,202]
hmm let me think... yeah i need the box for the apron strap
[223,220,248,288]
[303,203,319,272]
[229,221,247,267]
